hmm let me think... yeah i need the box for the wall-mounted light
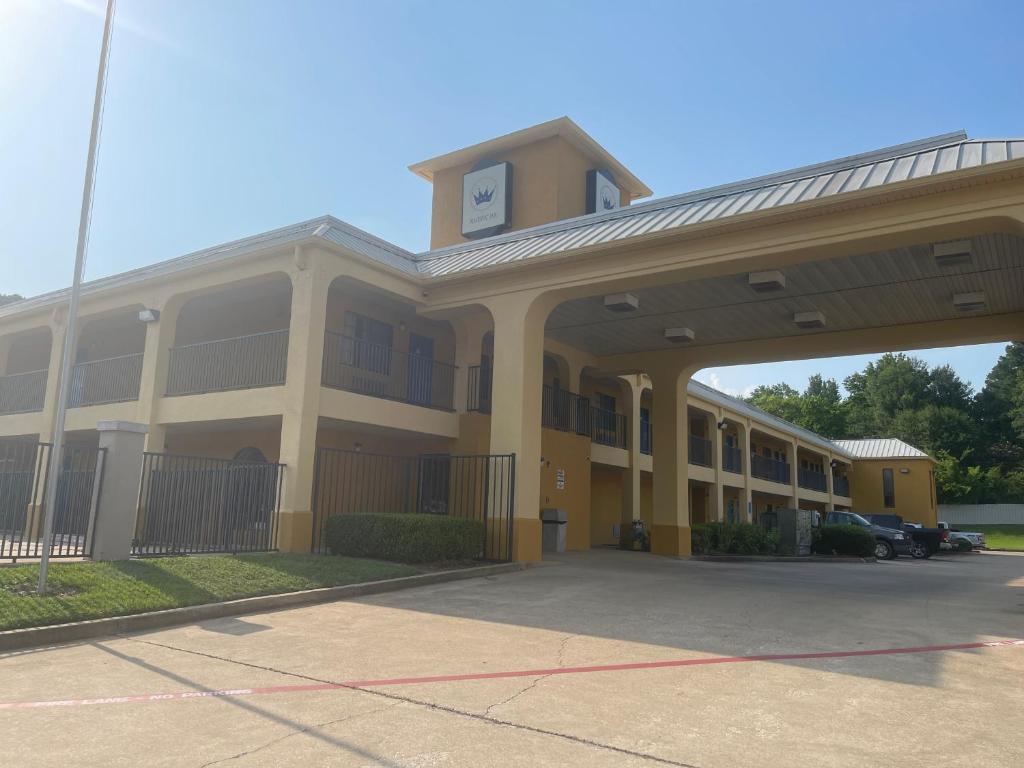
[830,459,839,469]
[717,420,728,430]
[138,308,160,323]
[899,467,910,474]
[353,442,363,453]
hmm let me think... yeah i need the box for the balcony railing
[798,467,828,492]
[723,444,743,473]
[640,421,652,455]
[69,353,144,407]
[590,407,627,449]
[542,386,590,436]
[752,454,791,484]
[322,332,456,410]
[689,434,712,467]
[833,474,851,497]
[166,330,289,396]
[0,370,47,415]
[467,364,492,413]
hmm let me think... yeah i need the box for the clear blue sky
[2,0,1022,394]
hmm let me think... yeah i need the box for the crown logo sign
[473,185,495,206]
[602,192,616,210]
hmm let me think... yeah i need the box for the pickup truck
[824,511,912,560]
[937,521,986,550]
[861,514,948,558]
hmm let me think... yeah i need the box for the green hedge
[811,524,875,557]
[691,523,779,555]
[325,513,485,563]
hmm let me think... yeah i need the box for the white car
[938,522,986,550]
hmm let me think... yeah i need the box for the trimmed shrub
[691,523,779,555]
[812,524,875,557]
[325,513,485,564]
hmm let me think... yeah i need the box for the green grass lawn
[0,554,418,631]
[970,525,1024,551]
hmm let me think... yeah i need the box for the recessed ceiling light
[933,240,972,268]
[793,311,826,329]
[603,293,639,312]
[664,327,695,343]
[953,292,986,312]
[748,270,786,293]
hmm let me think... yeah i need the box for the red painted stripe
[1,639,1019,712]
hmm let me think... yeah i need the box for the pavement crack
[483,633,574,717]
[123,635,700,768]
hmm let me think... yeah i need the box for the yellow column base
[513,517,543,562]
[277,510,314,553]
[650,524,693,557]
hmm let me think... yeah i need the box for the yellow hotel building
[2,117,1021,560]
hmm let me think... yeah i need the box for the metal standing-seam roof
[413,132,1024,277]
[832,438,932,460]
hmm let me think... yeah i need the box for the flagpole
[38,0,116,594]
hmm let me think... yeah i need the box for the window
[344,312,393,374]
[882,468,896,508]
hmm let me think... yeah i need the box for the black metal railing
[833,474,851,497]
[467,364,492,413]
[752,454,791,484]
[798,467,828,492]
[0,370,47,415]
[311,447,515,561]
[166,329,289,396]
[69,353,144,407]
[542,386,591,436]
[689,435,712,467]
[723,444,743,473]
[590,407,627,448]
[640,421,652,455]
[133,452,284,556]
[0,441,105,561]
[322,332,456,410]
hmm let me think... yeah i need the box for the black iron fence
[166,330,289,396]
[752,454,791,484]
[322,332,456,410]
[590,406,627,448]
[723,444,743,473]
[0,370,47,415]
[640,421,652,455]
[133,452,284,556]
[311,447,515,561]
[0,442,105,561]
[689,435,712,467]
[833,473,851,497]
[541,386,591,436]
[467,364,492,413]
[69,353,144,407]
[798,467,828,492]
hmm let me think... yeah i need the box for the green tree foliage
[0,294,23,307]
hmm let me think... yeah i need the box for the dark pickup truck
[824,511,913,560]
[861,514,948,558]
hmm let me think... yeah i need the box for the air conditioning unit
[748,270,786,293]
[933,240,972,268]
[603,293,639,312]
[793,311,826,329]
[664,327,696,343]
[953,292,986,312]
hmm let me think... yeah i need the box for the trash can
[541,508,568,553]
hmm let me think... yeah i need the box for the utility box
[763,507,815,556]
[540,507,568,553]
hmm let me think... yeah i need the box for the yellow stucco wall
[590,464,624,547]
[539,427,591,551]
[848,457,938,526]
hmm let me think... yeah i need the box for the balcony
[689,434,712,467]
[322,332,456,411]
[541,386,591,436]
[590,406,627,449]
[167,330,289,396]
[751,454,791,484]
[640,421,652,455]
[723,444,743,473]
[798,467,828,493]
[69,353,144,407]
[833,474,851,497]
[467,364,492,413]
[0,370,47,415]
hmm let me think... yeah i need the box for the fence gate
[0,441,105,561]
[311,448,515,561]
[133,452,284,556]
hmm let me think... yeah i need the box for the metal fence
[689,435,712,467]
[938,504,1024,525]
[467,364,492,413]
[752,454,791,484]
[541,386,591,436]
[590,406,627,448]
[133,452,284,556]
[0,370,47,415]
[833,474,851,497]
[0,441,105,561]
[798,467,828,492]
[640,420,652,455]
[166,329,289,396]
[69,353,144,407]
[311,447,515,561]
[322,332,456,410]
[723,445,743,473]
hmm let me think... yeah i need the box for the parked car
[937,521,986,550]
[862,514,948,558]
[824,511,912,560]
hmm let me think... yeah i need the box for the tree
[0,294,22,307]
[973,343,1024,470]
[800,375,847,438]
[746,382,803,424]
[844,354,932,436]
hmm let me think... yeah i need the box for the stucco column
[136,297,184,453]
[91,421,147,561]
[788,439,799,508]
[619,374,643,544]
[648,362,693,556]
[277,251,330,553]
[484,291,553,562]
[452,313,492,414]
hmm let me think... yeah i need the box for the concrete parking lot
[2,549,1022,767]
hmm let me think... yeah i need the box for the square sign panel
[586,169,621,214]
[462,161,513,239]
